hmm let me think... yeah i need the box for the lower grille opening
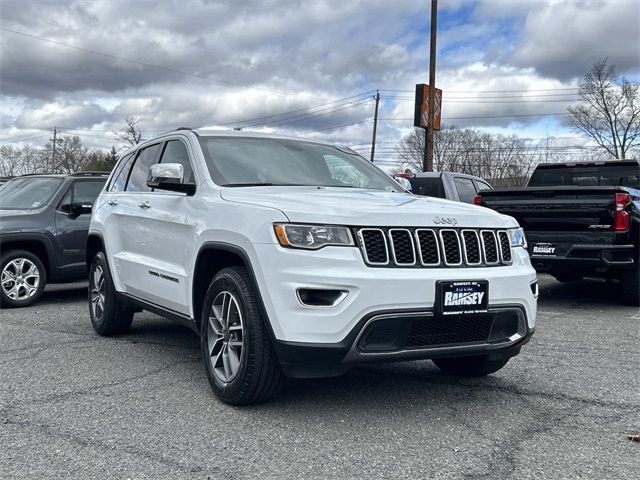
[357,311,522,352]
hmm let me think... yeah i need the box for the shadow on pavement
[538,276,632,308]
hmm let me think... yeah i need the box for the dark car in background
[477,160,640,305]
[0,172,108,307]
[396,171,493,203]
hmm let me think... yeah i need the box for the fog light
[297,288,348,307]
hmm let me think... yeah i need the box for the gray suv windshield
[0,177,63,210]
[199,137,400,191]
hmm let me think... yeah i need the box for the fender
[194,241,276,340]
[0,232,57,279]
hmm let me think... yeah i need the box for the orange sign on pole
[414,84,442,130]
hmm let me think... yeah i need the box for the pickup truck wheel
[0,250,46,308]
[433,355,509,377]
[88,252,133,335]
[201,267,284,405]
[620,265,640,306]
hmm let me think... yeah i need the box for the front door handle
[138,201,151,209]
[107,199,118,206]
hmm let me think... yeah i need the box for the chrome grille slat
[357,227,511,268]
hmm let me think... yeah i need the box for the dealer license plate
[437,280,489,316]
[532,242,557,256]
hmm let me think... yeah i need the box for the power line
[0,26,317,99]
[379,87,579,93]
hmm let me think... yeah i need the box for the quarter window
[125,144,161,192]
[110,153,134,192]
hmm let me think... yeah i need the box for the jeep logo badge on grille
[433,216,458,226]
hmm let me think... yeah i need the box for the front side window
[199,137,401,191]
[126,144,161,192]
[0,177,63,210]
[159,140,194,183]
[59,180,106,213]
[453,177,477,203]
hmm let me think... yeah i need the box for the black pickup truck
[476,160,639,305]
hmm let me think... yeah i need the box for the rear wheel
[201,267,284,405]
[620,264,640,306]
[0,250,46,308]
[433,355,510,377]
[88,252,133,335]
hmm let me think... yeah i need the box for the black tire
[433,355,510,377]
[620,265,640,306]
[88,252,133,335]
[0,249,46,308]
[201,266,284,405]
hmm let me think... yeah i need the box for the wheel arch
[86,232,105,268]
[0,234,53,279]
[192,242,274,337]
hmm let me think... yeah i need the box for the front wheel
[201,267,284,405]
[0,250,46,308]
[433,355,510,377]
[88,252,133,335]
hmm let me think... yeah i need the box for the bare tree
[396,127,540,187]
[114,116,143,148]
[567,59,640,159]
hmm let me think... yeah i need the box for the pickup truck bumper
[529,243,636,274]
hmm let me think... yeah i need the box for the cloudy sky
[1,0,639,167]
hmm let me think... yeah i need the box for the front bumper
[252,243,538,344]
[273,305,535,378]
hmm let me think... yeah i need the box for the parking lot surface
[1,275,638,479]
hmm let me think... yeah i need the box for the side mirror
[147,163,195,195]
[68,202,93,217]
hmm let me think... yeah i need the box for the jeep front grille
[356,227,512,268]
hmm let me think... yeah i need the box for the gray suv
[0,172,107,307]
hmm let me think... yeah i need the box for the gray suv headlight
[508,227,527,249]
[274,224,354,250]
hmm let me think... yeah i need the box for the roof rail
[175,127,193,131]
[70,171,110,176]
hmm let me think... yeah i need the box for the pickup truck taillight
[614,193,631,231]
[473,195,482,206]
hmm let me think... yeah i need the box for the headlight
[508,227,527,249]
[274,224,354,250]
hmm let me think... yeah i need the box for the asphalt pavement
[1,275,638,479]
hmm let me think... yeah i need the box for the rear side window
[453,177,477,203]
[159,140,194,183]
[410,177,446,198]
[126,144,161,192]
[59,180,106,213]
[110,153,134,192]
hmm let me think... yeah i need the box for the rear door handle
[107,199,118,206]
[138,201,151,209]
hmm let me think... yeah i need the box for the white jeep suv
[87,129,537,405]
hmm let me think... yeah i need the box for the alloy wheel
[90,265,106,321]
[1,258,40,301]
[207,291,244,383]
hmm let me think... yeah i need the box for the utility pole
[51,127,58,173]
[370,90,380,162]
[424,0,438,172]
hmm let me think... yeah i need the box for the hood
[220,187,517,228]
[0,208,45,233]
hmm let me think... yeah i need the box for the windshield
[529,165,640,188]
[0,177,64,210]
[199,136,402,191]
